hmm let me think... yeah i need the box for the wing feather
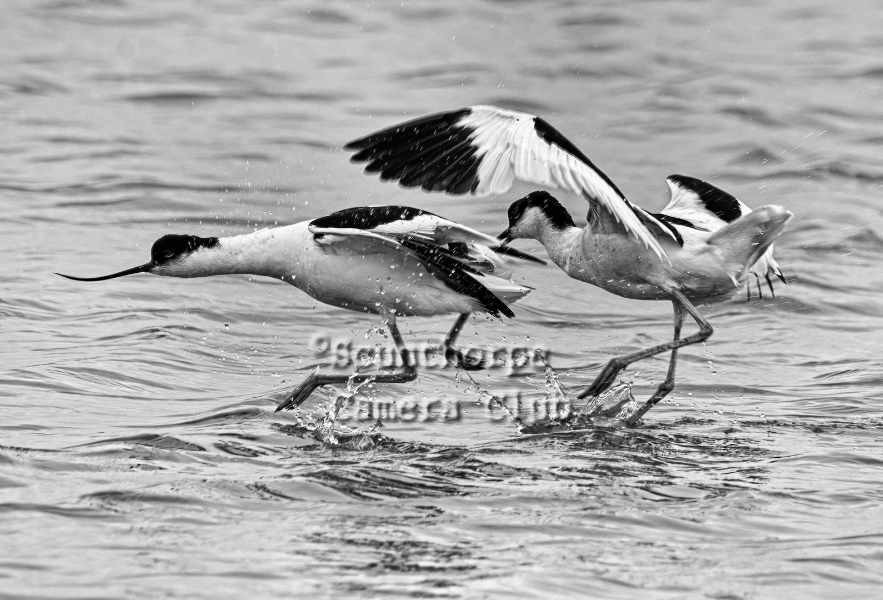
[309,224,518,317]
[308,206,545,264]
[348,105,671,260]
[660,175,787,290]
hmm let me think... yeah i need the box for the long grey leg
[443,312,484,369]
[275,314,417,412]
[444,312,470,348]
[577,290,713,402]
[624,301,684,426]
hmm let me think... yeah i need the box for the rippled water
[2,0,882,597]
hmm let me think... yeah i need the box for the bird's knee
[657,379,675,395]
[606,357,625,372]
[695,323,713,342]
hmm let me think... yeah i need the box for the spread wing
[345,105,673,261]
[661,174,750,230]
[661,174,786,296]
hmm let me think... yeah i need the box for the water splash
[589,382,636,421]
[459,368,522,427]
[518,367,637,433]
[286,373,386,450]
[543,365,570,416]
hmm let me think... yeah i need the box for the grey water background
[2,0,882,597]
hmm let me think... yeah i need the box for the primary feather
[346,106,678,262]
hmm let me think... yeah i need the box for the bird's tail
[706,205,792,285]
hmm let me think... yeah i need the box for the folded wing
[310,205,543,265]
[309,206,537,317]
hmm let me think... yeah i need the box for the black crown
[507,191,574,230]
[150,234,219,265]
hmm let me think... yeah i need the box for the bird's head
[56,234,220,282]
[497,191,574,243]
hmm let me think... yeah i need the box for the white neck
[155,223,309,280]
[535,224,584,271]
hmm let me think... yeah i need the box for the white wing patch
[364,214,448,239]
[662,176,750,230]
[373,213,501,246]
[661,176,786,293]
[309,226,404,254]
[459,105,670,262]
[310,210,500,247]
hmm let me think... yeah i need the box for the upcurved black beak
[497,228,513,245]
[55,262,153,282]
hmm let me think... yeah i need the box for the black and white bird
[345,105,793,425]
[57,205,537,411]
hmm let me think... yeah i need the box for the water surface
[2,0,882,598]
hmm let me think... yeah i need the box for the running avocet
[57,205,538,411]
[345,105,793,425]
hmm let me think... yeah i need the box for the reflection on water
[2,0,882,597]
